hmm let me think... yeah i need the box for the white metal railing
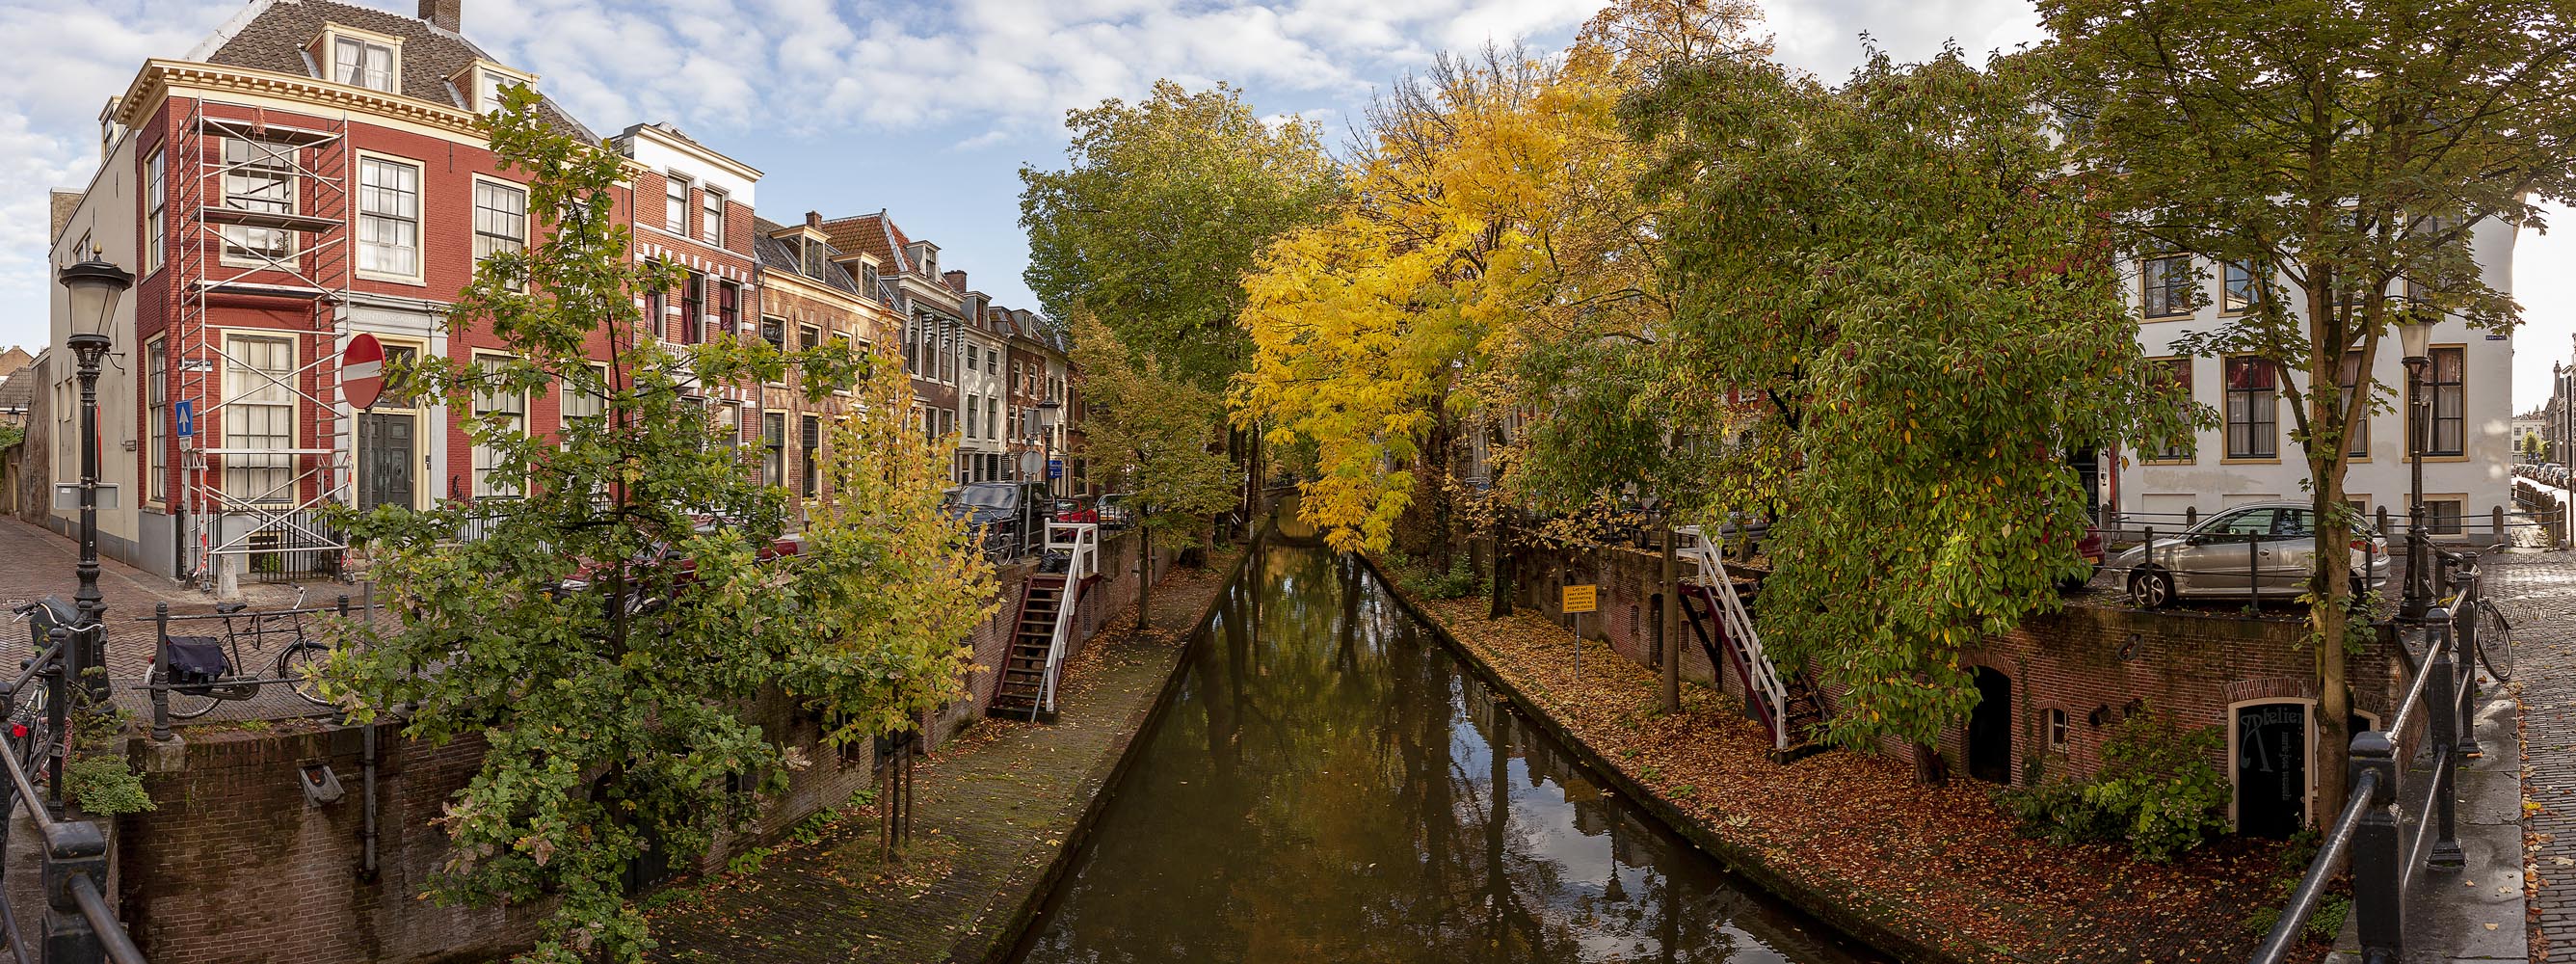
[1037,522,1100,714]
[1676,524,1794,751]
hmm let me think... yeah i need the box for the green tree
[1069,312,1238,629]
[322,89,988,963]
[1623,46,2189,773]
[2041,0,2576,814]
[1020,81,1342,389]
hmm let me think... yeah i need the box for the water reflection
[1012,544,1877,964]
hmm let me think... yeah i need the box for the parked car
[2107,500,2391,608]
[1051,496,1100,524]
[944,481,1052,557]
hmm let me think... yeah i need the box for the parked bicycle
[5,597,75,786]
[2440,552,2515,683]
[146,587,338,720]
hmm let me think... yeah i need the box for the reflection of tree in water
[1014,545,1864,964]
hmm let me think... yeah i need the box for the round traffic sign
[342,334,386,411]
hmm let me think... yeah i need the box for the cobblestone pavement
[0,517,345,725]
[647,550,1244,964]
[2484,549,2576,962]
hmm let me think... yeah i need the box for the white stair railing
[1037,522,1100,714]
[1675,524,1794,751]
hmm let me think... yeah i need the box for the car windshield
[958,485,1017,508]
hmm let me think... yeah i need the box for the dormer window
[318,25,403,94]
[460,62,536,116]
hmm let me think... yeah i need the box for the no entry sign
[341,334,385,411]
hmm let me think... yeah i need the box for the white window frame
[222,333,298,504]
[357,152,424,283]
[664,174,690,234]
[219,138,298,267]
[560,362,609,439]
[471,175,527,289]
[700,187,726,247]
[471,354,526,498]
[144,149,166,275]
[325,25,403,94]
[146,335,167,503]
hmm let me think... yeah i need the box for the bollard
[2491,506,2506,544]
[150,602,173,742]
[2350,731,2404,960]
[2186,505,2198,527]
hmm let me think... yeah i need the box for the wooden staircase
[992,576,1068,722]
[1674,526,1829,762]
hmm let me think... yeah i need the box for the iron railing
[0,620,146,964]
[2247,550,2490,963]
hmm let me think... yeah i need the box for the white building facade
[2112,221,2517,540]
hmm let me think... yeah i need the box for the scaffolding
[168,98,356,588]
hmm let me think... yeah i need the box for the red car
[1051,497,1099,524]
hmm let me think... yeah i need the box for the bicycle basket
[163,636,233,692]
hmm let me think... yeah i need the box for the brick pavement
[646,549,1244,964]
[2486,548,2576,962]
[0,517,344,725]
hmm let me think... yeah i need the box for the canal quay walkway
[2495,548,2576,963]
[646,547,1246,964]
[1380,581,2330,964]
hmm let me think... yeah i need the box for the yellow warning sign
[1562,584,1598,614]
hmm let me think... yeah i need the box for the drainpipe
[359,721,380,882]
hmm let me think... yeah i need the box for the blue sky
[5,0,2569,409]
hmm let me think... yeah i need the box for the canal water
[1010,542,1878,963]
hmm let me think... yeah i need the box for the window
[798,324,820,351]
[2429,347,2463,457]
[987,350,998,376]
[644,261,667,339]
[2047,709,2068,752]
[146,336,167,502]
[2141,254,2192,318]
[761,316,785,351]
[561,363,608,435]
[2338,352,2371,458]
[472,67,524,116]
[224,335,296,502]
[717,281,740,337]
[862,264,880,292]
[2429,498,2463,535]
[358,156,421,279]
[680,272,703,344]
[2222,261,2262,314]
[333,36,396,93]
[472,179,527,283]
[472,356,525,497]
[761,413,785,487]
[222,139,297,263]
[965,393,979,440]
[988,397,999,445]
[701,188,726,246]
[665,175,689,233]
[966,344,978,374]
[144,149,165,274]
[902,319,919,374]
[799,415,820,499]
[2224,357,2278,459]
[2147,358,2192,462]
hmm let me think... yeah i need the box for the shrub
[65,753,154,817]
[1997,707,2229,862]
[1399,554,1485,600]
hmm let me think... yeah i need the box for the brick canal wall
[1479,537,2410,790]
[110,524,1181,964]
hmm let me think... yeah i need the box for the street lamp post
[2397,312,2435,619]
[1036,398,1061,499]
[58,254,132,706]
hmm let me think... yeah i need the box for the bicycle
[5,599,74,787]
[2438,554,2515,683]
[148,586,338,720]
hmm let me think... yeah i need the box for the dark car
[946,482,1052,557]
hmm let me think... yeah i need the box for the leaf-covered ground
[1408,593,2331,964]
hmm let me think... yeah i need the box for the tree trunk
[1488,512,1514,619]
[2310,393,2353,823]
[1136,527,1152,632]
[1913,742,1949,786]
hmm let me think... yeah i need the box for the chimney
[805,210,822,229]
[420,0,462,32]
[943,269,968,293]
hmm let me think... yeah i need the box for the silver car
[2109,500,2392,608]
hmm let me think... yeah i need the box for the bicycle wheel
[2474,600,2514,682]
[153,662,221,720]
[275,641,334,709]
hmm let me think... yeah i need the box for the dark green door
[359,413,413,511]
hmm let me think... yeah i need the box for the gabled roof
[750,216,863,297]
[194,0,597,141]
[0,347,33,381]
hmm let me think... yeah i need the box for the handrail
[1037,522,1100,715]
[0,625,151,963]
[1674,525,1793,752]
[2248,767,2381,962]
[69,876,146,964]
